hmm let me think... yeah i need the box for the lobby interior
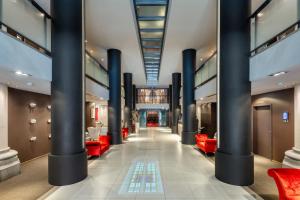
[0,0,300,200]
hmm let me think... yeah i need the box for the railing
[250,0,300,56]
[195,53,217,88]
[0,0,51,51]
[137,95,168,104]
[85,52,109,88]
[0,0,109,88]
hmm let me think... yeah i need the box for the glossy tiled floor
[42,128,260,200]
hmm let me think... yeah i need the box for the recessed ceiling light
[200,97,204,101]
[257,12,264,18]
[85,40,88,43]
[15,70,30,76]
[40,13,45,17]
[270,71,287,77]
[101,58,104,62]
[200,58,203,61]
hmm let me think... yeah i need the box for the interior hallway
[41,128,261,200]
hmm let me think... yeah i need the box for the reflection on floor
[42,128,260,200]
[250,156,281,200]
[0,155,52,200]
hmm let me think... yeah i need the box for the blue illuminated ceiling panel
[133,0,169,85]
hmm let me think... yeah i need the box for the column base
[0,148,20,182]
[48,151,87,186]
[283,147,300,168]
[181,131,196,145]
[109,131,122,145]
[215,150,254,186]
[172,126,178,134]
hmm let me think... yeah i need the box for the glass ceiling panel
[141,31,163,39]
[139,20,165,29]
[134,0,169,84]
[137,6,166,17]
[142,40,162,46]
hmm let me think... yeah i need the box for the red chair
[268,168,300,200]
[147,122,159,127]
[122,128,129,139]
[85,135,110,157]
[195,134,217,154]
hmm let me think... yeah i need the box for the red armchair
[85,135,110,157]
[122,128,129,139]
[268,168,300,200]
[195,134,217,154]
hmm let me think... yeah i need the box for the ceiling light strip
[133,0,169,84]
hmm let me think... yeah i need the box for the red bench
[268,168,300,200]
[122,128,129,139]
[195,134,217,154]
[85,135,110,157]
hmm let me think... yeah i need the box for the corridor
[41,128,259,200]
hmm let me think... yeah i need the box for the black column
[215,0,253,186]
[108,49,122,144]
[172,73,181,134]
[132,84,136,111]
[182,49,197,144]
[49,0,87,186]
[124,73,133,132]
[168,85,172,128]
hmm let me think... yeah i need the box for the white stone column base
[0,147,20,181]
[283,147,300,168]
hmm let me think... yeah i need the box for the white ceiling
[85,0,217,86]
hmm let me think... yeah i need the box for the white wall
[0,84,8,150]
[250,30,300,81]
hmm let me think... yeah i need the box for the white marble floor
[41,128,260,200]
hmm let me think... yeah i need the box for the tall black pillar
[215,0,253,186]
[182,49,197,144]
[172,73,181,134]
[124,73,133,132]
[49,0,87,186]
[132,84,136,111]
[108,49,122,144]
[168,85,172,128]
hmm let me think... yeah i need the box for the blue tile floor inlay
[119,160,164,194]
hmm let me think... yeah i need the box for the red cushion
[268,168,300,200]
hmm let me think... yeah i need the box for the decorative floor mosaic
[119,160,164,194]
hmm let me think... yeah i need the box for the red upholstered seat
[147,122,159,127]
[85,135,111,157]
[268,168,300,200]
[195,133,217,154]
[122,128,129,139]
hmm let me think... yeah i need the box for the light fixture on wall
[29,102,37,108]
[47,105,51,110]
[47,119,51,124]
[270,71,287,77]
[30,136,37,142]
[30,119,37,124]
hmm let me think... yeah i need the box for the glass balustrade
[195,54,217,88]
[251,0,300,54]
[85,53,109,88]
[0,0,51,51]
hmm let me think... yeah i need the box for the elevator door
[253,106,272,159]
